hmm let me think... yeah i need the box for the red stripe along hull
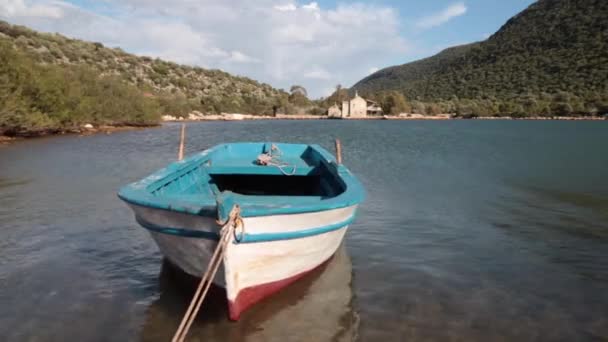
[227,255,333,321]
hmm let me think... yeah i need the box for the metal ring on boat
[233,217,245,243]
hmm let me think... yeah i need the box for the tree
[335,84,348,103]
[425,103,442,115]
[497,101,515,115]
[551,102,573,116]
[410,100,425,114]
[381,92,409,115]
[288,85,311,108]
[290,85,307,97]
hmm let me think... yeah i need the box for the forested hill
[353,0,608,116]
[0,20,291,136]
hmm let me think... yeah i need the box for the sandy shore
[164,113,329,121]
[0,136,17,146]
[163,113,607,122]
[471,116,606,120]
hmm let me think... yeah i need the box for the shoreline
[0,135,17,146]
[162,114,607,122]
[0,124,159,146]
[2,115,605,145]
[462,116,607,121]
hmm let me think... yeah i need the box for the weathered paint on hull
[223,226,348,320]
[129,202,355,319]
[227,253,335,320]
[132,204,226,283]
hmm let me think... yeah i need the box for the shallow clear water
[1,120,607,341]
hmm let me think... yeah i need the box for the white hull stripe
[135,213,356,243]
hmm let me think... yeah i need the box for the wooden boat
[140,245,358,339]
[118,142,364,320]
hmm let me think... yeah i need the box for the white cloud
[415,2,467,29]
[274,3,296,12]
[368,67,379,74]
[304,66,330,80]
[0,0,64,18]
[275,24,315,43]
[0,0,409,98]
[302,2,319,11]
[228,51,259,64]
[302,2,320,19]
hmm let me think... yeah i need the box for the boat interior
[118,142,364,218]
[150,143,346,201]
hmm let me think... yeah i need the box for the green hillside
[353,0,608,117]
[0,20,292,136]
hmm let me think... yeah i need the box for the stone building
[366,99,383,116]
[329,91,383,118]
[341,92,367,118]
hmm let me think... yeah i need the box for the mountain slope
[353,0,608,115]
[0,21,287,110]
[0,20,290,135]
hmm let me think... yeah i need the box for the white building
[329,92,383,118]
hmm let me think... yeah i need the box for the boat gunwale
[117,142,365,218]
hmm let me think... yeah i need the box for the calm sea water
[1,120,607,341]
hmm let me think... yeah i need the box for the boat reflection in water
[139,245,358,341]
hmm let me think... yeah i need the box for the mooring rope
[171,205,242,342]
[255,144,297,175]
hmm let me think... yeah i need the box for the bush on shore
[0,40,160,136]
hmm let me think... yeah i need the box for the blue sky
[0,0,535,98]
[324,0,534,53]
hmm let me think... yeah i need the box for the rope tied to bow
[171,205,242,342]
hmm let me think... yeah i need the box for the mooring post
[178,123,186,161]
[335,139,342,164]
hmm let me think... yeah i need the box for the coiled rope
[171,205,242,342]
[255,144,297,175]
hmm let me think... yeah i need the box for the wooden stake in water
[178,123,186,161]
[335,139,342,164]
